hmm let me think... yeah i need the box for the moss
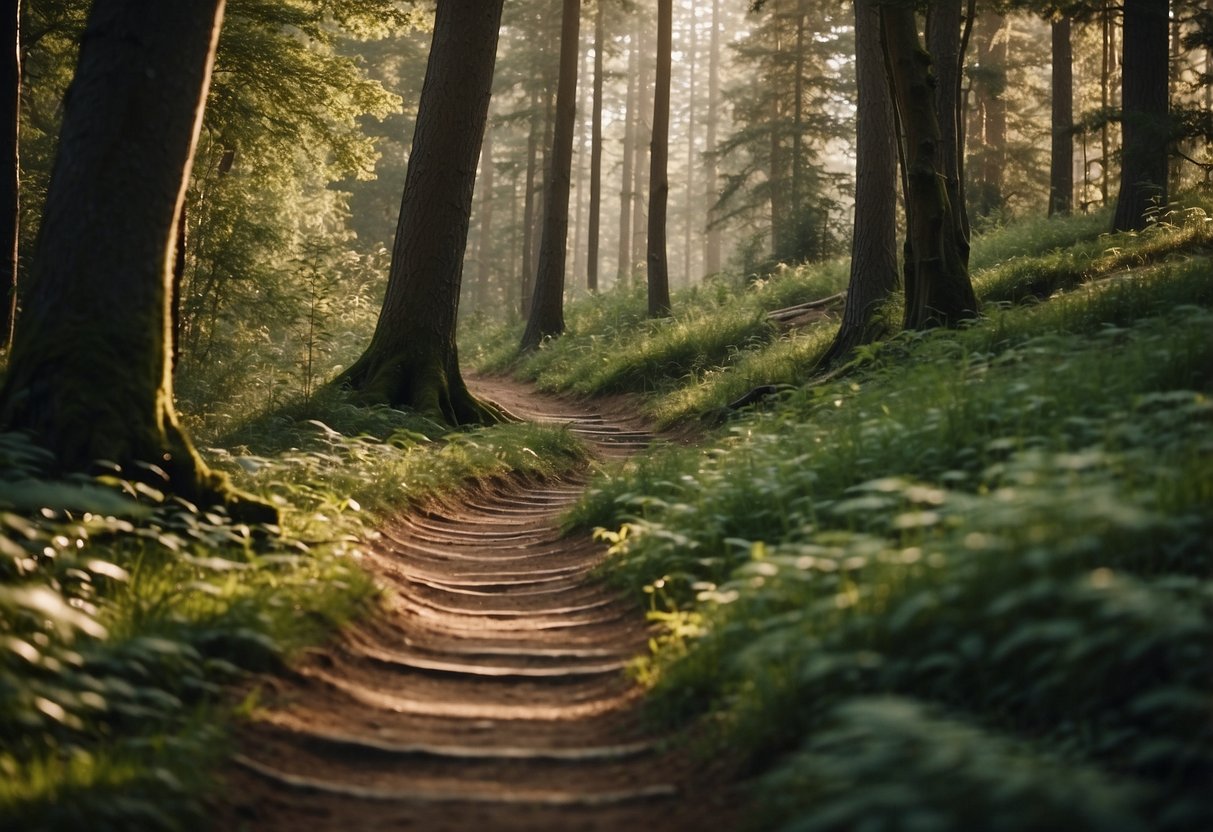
[333,347,510,428]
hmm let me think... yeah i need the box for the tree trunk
[1049,17,1074,217]
[520,84,540,316]
[968,10,1007,218]
[1101,1,1112,204]
[926,0,970,261]
[792,8,805,230]
[1112,0,1169,232]
[631,20,651,273]
[571,45,589,287]
[587,0,604,292]
[171,201,186,369]
[0,0,17,351]
[509,169,520,312]
[521,0,580,352]
[617,23,637,285]
[646,0,673,318]
[769,11,785,259]
[819,0,898,368]
[704,0,722,277]
[881,4,978,330]
[336,0,507,425]
[476,116,496,311]
[684,2,698,288]
[0,0,270,520]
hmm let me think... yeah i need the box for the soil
[215,376,741,831]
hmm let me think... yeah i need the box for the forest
[1,0,1211,829]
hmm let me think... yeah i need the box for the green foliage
[0,402,586,829]
[568,254,1213,829]
[19,0,419,421]
[467,260,849,414]
[975,195,1213,304]
[469,194,1213,433]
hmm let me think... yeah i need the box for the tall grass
[571,258,1213,830]
[467,191,1213,435]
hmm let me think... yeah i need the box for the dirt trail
[220,377,737,831]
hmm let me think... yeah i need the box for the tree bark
[684,1,698,288]
[0,0,17,351]
[1100,1,1112,205]
[646,0,672,318]
[792,7,805,230]
[968,10,1007,218]
[881,3,978,330]
[0,0,271,520]
[336,0,507,425]
[571,45,589,287]
[769,6,785,258]
[520,84,540,316]
[1049,17,1074,217]
[1112,0,1169,232]
[631,20,651,273]
[926,0,970,261]
[819,0,898,368]
[587,0,604,292]
[475,116,496,311]
[704,0,722,276]
[617,22,637,285]
[521,0,580,352]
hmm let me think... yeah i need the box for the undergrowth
[569,257,1213,829]
[0,391,585,831]
[466,192,1213,430]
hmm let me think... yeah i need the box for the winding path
[220,378,736,831]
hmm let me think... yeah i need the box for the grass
[0,389,586,831]
[6,194,1211,829]
[465,197,1213,830]
[465,260,850,408]
[561,270,1212,828]
[467,192,1213,430]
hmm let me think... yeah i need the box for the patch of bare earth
[216,377,740,831]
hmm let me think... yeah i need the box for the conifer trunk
[646,0,672,318]
[631,21,651,272]
[1050,17,1074,217]
[819,0,898,367]
[0,0,270,520]
[617,23,638,285]
[926,0,970,261]
[587,0,604,292]
[521,85,541,316]
[476,117,496,309]
[521,0,580,352]
[881,3,978,330]
[704,0,722,277]
[1112,0,1169,231]
[1,0,17,351]
[336,0,507,425]
[684,2,698,287]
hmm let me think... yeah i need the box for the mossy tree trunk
[0,0,272,522]
[1112,0,1169,232]
[520,0,580,353]
[881,3,978,330]
[819,0,899,368]
[646,0,673,319]
[336,0,506,426]
[926,0,973,258]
